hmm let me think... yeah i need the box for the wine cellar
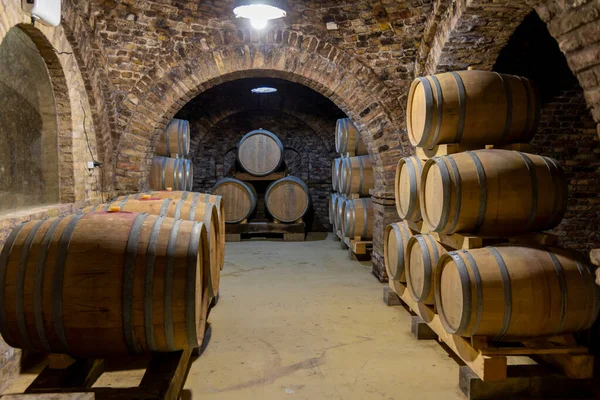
[1,0,600,399]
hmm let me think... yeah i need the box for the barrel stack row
[151,119,194,191]
[330,118,374,246]
[212,129,310,225]
[0,189,224,358]
[386,70,600,345]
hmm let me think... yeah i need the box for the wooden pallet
[9,350,192,400]
[343,235,373,260]
[226,221,305,242]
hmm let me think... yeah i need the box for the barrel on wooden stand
[183,159,193,191]
[329,193,339,226]
[406,71,540,149]
[265,176,310,223]
[150,157,187,191]
[435,246,600,340]
[342,198,373,240]
[420,149,567,236]
[339,156,374,196]
[83,198,222,298]
[405,234,447,305]
[384,221,413,282]
[237,129,284,176]
[395,156,424,221]
[0,212,210,357]
[155,119,191,158]
[336,118,368,156]
[212,178,257,223]
[334,196,347,234]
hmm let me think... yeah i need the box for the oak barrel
[116,191,224,267]
[384,222,413,282]
[395,156,424,221]
[407,71,540,149]
[155,119,191,157]
[212,178,257,223]
[83,198,221,298]
[435,246,600,340]
[237,129,284,176]
[183,159,193,191]
[405,234,447,304]
[334,196,347,233]
[150,157,186,191]
[329,193,340,225]
[336,118,368,156]
[420,150,567,236]
[0,212,210,356]
[342,198,373,240]
[339,156,374,196]
[265,176,310,223]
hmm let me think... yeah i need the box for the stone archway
[114,34,407,196]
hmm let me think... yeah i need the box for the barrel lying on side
[336,118,368,156]
[155,118,191,157]
[183,159,193,191]
[384,222,413,282]
[265,176,310,223]
[83,198,222,298]
[237,129,284,176]
[395,156,424,221]
[420,150,567,236]
[435,246,600,340]
[342,198,373,240]
[339,156,374,196]
[335,196,347,234]
[405,234,447,304]
[150,156,187,191]
[329,193,339,226]
[406,70,540,149]
[212,178,257,223]
[0,212,209,357]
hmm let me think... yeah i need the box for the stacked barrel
[0,188,225,358]
[212,129,310,225]
[150,119,194,191]
[330,118,374,244]
[387,70,600,342]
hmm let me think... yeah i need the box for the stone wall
[187,111,335,231]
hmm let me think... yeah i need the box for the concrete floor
[184,234,464,399]
[3,234,465,399]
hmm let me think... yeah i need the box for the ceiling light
[251,87,278,94]
[233,0,287,30]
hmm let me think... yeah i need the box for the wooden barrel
[150,157,186,191]
[384,222,413,282]
[265,176,310,223]
[237,129,284,176]
[420,150,567,236]
[0,212,210,357]
[395,156,424,221]
[342,198,373,240]
[336,118,368,156]
[435,246,600,340]
[116,192,224,271]
[212,178,257,223]
[83,198,221,299]
[339,156,374,196]
[407,71,540,149]
[334,196,347,233]
[183,159,193,191]
[333,157,345,193]
[155,119,190,157]
[329,193,339,226]
[405,234,447,304]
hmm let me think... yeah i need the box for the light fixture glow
[251,87,278,94]
[233,2,287,30]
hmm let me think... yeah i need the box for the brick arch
[115,33,406,195]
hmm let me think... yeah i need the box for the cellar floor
[2,233,465,399]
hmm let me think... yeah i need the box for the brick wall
[186,111,335,231]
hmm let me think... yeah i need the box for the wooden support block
[459,365,599,400]
[352,240,368,255]
[283,233,305,241]
[225,234,241,242]
[383,286,401,306]
[26,359,105,393]
[48,354,77,370]
[432,232,485,250]
[234,171,285,181]
[486,143,534,152]
[410,316,437,340]
[140,350,192,400]
[406,219,427,234]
